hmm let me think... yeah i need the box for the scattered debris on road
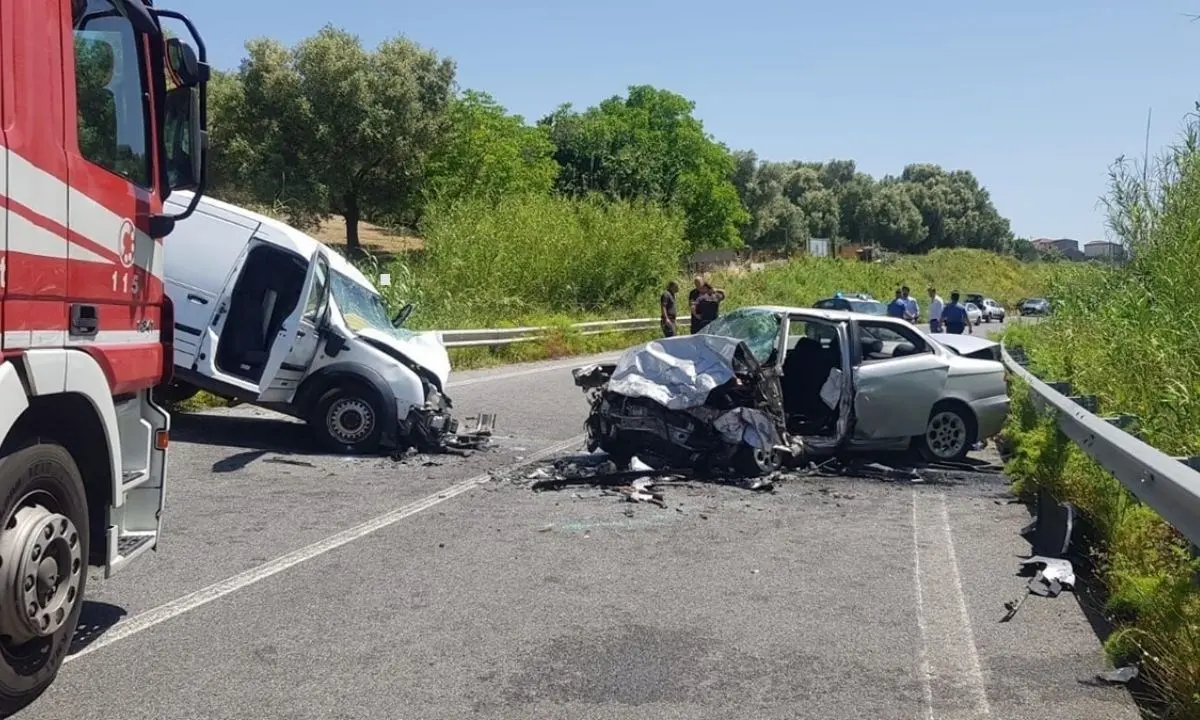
[1001,555,1077,622]
[503,451,777,509]
[393,413,497,459]
[1094,666,1139,685]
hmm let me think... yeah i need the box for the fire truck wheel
[0,442,88,713]
[310,386,384,455]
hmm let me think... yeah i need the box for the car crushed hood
[355,327,451,387]
[587,334,756,411]
[933,334,998,357]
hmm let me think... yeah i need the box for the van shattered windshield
[329,271,419,340]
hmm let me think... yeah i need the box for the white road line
[446,353,622,389]
[66,433,586,663]
[911,490,992,719]
[938,493,993,717]
[911,490,936,720]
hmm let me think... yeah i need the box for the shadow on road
[69,601,127,656]
[172,413,320,456]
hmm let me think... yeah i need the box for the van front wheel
[310,386,384,455]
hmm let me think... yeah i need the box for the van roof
[167,191,377,291]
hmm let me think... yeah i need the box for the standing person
[886,289,907,318]
[687,276,705,333]
[901,285,919,323]
[692,281,726,333]
[660,280,679,337]
[941,291,968,334]
[927,287,944,333]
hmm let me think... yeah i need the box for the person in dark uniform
[660,280,679,337]
[941,291,969,334]
[687,275,704,332]
[691,281,726,333]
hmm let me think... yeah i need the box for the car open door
[850,319,951,439]
[256,248,326,402]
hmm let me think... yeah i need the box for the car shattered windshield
[329,271,419,340]
[697,308,782,363]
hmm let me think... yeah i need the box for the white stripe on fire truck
[7,214,110,265]
[2,329,162,349]
[3,149,163,280]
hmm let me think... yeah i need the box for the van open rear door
[256,248,328,402]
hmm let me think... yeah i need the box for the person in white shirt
[927,287,945,332]
[900,285,919,323]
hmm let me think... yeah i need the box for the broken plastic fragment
[1020,556,1076,588]
[1095,666,1138,684]
[628,456,653,472]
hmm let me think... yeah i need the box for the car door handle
[296,330,306,338]
[187,294,208,305]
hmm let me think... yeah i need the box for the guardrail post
[1068,395,1099,413]
[1047,381,1073,395]
[1101,414,1137,431]
[1174,456,1200,473]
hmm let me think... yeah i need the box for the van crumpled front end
[573,335,791,476]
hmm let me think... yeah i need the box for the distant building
[1032,237,1084,261]
[1083,240,1127,262]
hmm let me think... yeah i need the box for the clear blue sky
[174,0,1200,245]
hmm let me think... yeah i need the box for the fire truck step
[116,534,154,558]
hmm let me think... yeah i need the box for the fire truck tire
[0,442,88,714]
[310,385,384,455]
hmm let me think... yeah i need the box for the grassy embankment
[999,125,1200,716]
[176,194,1064,411]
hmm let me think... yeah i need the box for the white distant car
[964,303,983,326]
[980,298,1006,323]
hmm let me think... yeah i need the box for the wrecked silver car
[574,306,1010,475]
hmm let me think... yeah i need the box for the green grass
[998,116,1200,717]
[170,194,1068,413]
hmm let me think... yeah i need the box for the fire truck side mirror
[166,38,202,87]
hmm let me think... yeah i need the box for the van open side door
[256,249,329,403]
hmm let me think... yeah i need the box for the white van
[159,191,462,454]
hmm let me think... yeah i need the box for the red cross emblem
[119,220,136,268]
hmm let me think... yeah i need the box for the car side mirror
[392,302,414,328]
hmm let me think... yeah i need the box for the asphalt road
[19,316,1138,720]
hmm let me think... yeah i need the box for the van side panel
[163,206,257,360]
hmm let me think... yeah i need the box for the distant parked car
[965,292,986,310]
[980,298,1006,323]
[964,303,983,326]
[1019,298,1051,316]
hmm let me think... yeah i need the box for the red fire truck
[0,0,208,709]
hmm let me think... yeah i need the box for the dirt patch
[311,216,424,256]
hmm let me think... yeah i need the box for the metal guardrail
[439,317,689,348]
[1000,339,1200,546]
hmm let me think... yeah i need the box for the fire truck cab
[0,0,208,710]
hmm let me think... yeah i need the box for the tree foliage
[203,25,1022,259]
[539,85,748,251]
[213,25,455,250]
[423,90,558,207]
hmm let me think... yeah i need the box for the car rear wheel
[0,443,89,715]
[918,403,977,462]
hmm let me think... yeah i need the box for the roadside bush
[999,112,1200,717]
[411,193,687,327]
